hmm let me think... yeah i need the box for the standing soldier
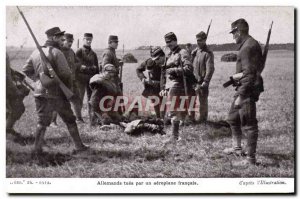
[160,32,195,141]
[102,35,124,114]
[102,35,123,83]
[61,33,84,122]
[6,53,27,141]
[75,33,99,125]
[136,46,166,118]
[22,27,88,154]
[50,33,84,126]
[193,31,215,122]
[223,19,264,166]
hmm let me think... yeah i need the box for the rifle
[260,21,273,74]
[206,19,212,37]
[223,21,273,88]
[17,6,74,100]
[119,44,125,113]
[118,44,125,91]
[179,57,191,117]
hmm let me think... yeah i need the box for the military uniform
[75,33,99,123]
[102,35,124,114]
[136,47,165,118]
[23,27,87,153]
[162,32,195,140]
[6,53,26,135]
[89,64,123,125]
[193,31,215,122]
[225,19,264,164]
[61,34,83,121]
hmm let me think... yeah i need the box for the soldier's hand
[200,81,209,89]
[119,60,124,67]
[194,84,202,92]
[142,78,152,86]
[159,89,168,97]
[80,65,87,71]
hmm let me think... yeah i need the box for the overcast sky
[6,6,294,49]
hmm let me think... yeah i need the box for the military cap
[45,27,65,37]
[108,35,119,42]
[84,33,93,38]
[164,32,177,42]
[103,64,117,73]
[151,46,165,60]
[64,33,74,41]
[196,31,207,41]
[230,18,249,33]
[145,58,155,69]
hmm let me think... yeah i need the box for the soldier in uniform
[23,27,88,154]
[102,35,124,114]
[102,35,123,77]
[192,31,215,122]
[6,53,26,139]
[89,64,123,125]
[160,32,195,141]
[75,33,99,124]
[223,19,264,166]
[51,33,84,126]
[136,46,165,118]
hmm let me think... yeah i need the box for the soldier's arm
[136,61,147,81]
[22,54,36,81]
[101,50,111,67]
[203,51,215,83]
[237,47,257,97]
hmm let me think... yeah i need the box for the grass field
[6,48,294,178]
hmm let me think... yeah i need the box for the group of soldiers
[7,18,264,166]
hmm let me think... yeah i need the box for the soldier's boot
[50,111,58,128]
[33,124,47,155]
[67,123,89,152]
[171,120,180,141]
[244,125,259,165]
[223,126,245,156]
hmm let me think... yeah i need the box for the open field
[6,48,294,178]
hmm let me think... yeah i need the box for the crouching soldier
[22,27,88,155]
[160,32,195,141]
[89,64,123,125]
[6,53,28,141]
[136,46,166,118]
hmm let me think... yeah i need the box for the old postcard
[4,4,295,194]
